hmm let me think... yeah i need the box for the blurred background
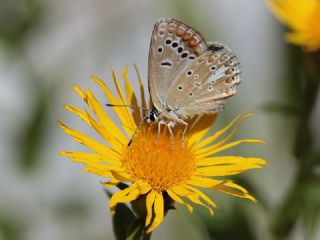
[0,0,319,239]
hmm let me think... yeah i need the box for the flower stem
[272,49,320,239]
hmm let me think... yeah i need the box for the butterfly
[146,18,240,135]
[109,18,241,145]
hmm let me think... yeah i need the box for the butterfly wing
[148,18,208,112]
[166,42,241,117]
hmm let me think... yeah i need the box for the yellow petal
[82,166,113,178]
[112,69,137,129]
[101,179,120,187]
[60,151,122,175]
[187,176,225,188]
[196,139,265,158]
[64,105,90,125]
[122,66,142,124]
[184,185,217,209]
[147,191,164,233]
[268,0,308,30]
[85,89,128,145]
[134,64,148,116]
[195,112,253,150]
[73,85,85,99]
[196,156,267,166]
[82,163,122,173]
[72,84,128,145]
[172,185,214,215]
[166,189,193,213]
[109,181,146,214]
[64,104,124,153]
[145,190,157,227]
[85,112,123,153]
[136,182,152,194]
[60,151,105,164]
[110,171,133,182]
[212,181,256,202]
[196,163,264,177]
[58,121,120,164]
[188,114,218,146]
[91,75,135,137]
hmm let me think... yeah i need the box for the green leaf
[113,203,137,240]
[126,219,151,240]
[103,188,137,240]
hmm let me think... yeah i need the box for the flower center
[121,125,196,191]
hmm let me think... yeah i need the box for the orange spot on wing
[225,78,233,84]
[225,69,233,75]
[177,26,186,36]
[189,36,200,47]
[183,30,193,41]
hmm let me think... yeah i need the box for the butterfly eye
[208,85,213,91]
[157,46,163,53]
[150,113,156,121]
[189,55,195,60]
[194,74,199,79]
[189,92,193,97]
[177,46,184,53]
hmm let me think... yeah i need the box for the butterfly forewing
[148,18,207,111]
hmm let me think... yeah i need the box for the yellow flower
[59,66,266,233]
[268,0,320,52]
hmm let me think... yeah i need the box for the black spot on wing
[161,61,173,67]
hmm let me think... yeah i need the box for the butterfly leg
[167,121,176,148]
[157,120,166,139]
[181,120,188,144]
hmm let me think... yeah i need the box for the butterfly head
[148,107,159,122]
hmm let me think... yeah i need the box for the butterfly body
[147,18,241,136]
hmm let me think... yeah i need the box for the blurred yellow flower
[268,0,320,52]
[59,67,266,233]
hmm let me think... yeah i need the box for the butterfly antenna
[106,103,149,110]
[106,103,152,146]
[127,115,149,146]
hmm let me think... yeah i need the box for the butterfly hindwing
[166,42,241,117]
